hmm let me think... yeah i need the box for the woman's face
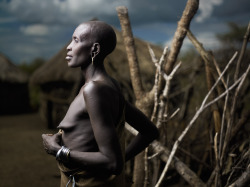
[66,24,93,68]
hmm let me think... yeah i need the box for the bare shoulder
[81,80,123,127]
[82,80,119,101]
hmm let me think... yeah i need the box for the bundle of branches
[116,0,250,186]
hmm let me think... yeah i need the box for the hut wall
[0,82,30,114]
[39,81,81,128]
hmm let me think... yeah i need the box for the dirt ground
[0,112,60,187]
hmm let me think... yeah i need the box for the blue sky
[0,0,249,64]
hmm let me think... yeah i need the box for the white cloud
[165,32,222,52]
[195,32,222,49]
[1,0,248,65]
[20,24,49,36]
[2,0,129,25]
[164,37,173,49]
[195,0,223,23]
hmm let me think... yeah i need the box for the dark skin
[42,21,159,175]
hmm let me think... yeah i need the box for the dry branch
[205,67,249,186]
[116,2,205,186]
[151,141,206,187]
[202,70,248,110]
[220,23,250,167]
[234,22,250,82]
[221,64,250,163]
[187,29,222,133]
[196,65,250,187]
[117,7,150,187]
[149,45,169,122]
[187,29,227,88]
[144,147,149,187]
[218,78,229,167]
[116,6,145,99]
[214,132,221,187]
[155,62,182,129]
[178,146,211,169]
[125,124,206,187]
[164,0,199,74]
[231,110,250,139]
[212,56,227,89]
[145,45,169,187]
[228,164,250,187]
[156,52,245,187]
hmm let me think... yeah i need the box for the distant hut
[0,53,30,114]
[30,28,163,128]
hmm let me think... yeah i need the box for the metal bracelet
[56,146,63,161]
[56,146,70,162]
[61,146,70,162]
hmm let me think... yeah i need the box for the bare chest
[58,92,97,150]
[58,91,89,129]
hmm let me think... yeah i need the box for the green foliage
[216,22,248,46]
[18,58,45,75]
[18,58,45,111]
[179,48,198,62]
[29,85,41,111]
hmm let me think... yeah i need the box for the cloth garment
[58,164,125,187]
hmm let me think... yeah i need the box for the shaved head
[79,21,117,59]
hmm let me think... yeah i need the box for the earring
[92,57,94,65]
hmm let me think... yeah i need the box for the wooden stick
[156,62,181,129]
[218,78,229,166]
[228,164,250,187]
[234,22,250,82]
[155,52,239,187]
[124,124,206,187]
[149,45,168,122]
[214,133,221,187]
[221,64,250,162]
[212,56,227,89]
[116,6,145,99]
[164,0,199,74]
[151,141,206,187]
[143,147,149,187]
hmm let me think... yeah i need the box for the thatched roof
[30,43,82,85]
[30,28,163,89]
[0,53,28,83]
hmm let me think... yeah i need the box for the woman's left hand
[42,133,62,156]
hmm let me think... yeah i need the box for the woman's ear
[91,43,100,58]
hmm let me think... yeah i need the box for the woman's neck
[81,61,107,83]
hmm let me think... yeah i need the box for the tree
[217,22,249,47]
[19,58,45,110]
[18,58,44,75]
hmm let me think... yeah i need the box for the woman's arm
[125,101,159,162]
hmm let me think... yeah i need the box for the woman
[42,21,159,187]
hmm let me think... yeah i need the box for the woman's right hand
[42,133,62,156]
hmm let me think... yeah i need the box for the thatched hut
[30,28,163,128]
[0,53,30,114]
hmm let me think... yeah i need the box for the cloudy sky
[0,0,249,64]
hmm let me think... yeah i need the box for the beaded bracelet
[56,146,70,162]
